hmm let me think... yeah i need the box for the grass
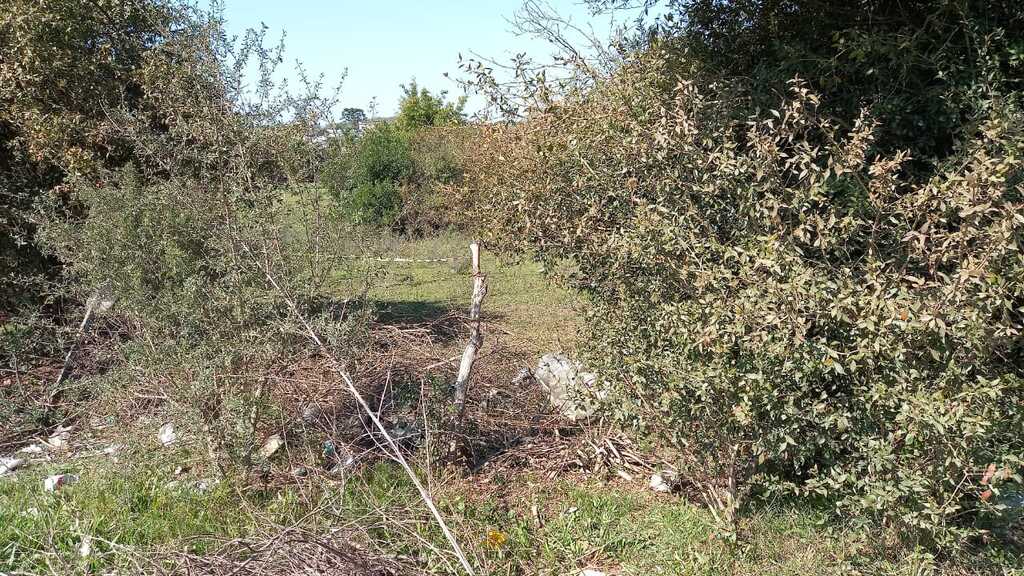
[4,449,1020,575]
[332,231,579,354]
[0,450,250,573]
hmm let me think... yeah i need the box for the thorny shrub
[26,3,368,469]
[457,49,1024,545]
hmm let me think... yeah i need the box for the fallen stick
[51,283,116,399]
[241,242,476,576]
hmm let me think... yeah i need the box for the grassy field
[7,445,1016,575]
[336,232,580,355]
[2,232,1021,575]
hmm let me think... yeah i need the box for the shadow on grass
[369,299,510,345]
[372,299,454,324]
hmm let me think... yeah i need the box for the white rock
[258,434,284,459]
[43,474,78,492]
[1,457,25,476]
[158,423,176,446]
[46,426,73,450]
[649,469,679,493]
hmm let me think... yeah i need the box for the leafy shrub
[326,123,412,227]
[458,47,1024,545]
[395,80,466,131]
[348,180,403,227]
[400,125,474,234]
[591,0,1024,170]
[26,2,363,468]
[0,0,181,312]
[324,101,471,233]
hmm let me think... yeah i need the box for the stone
[301,404,323,424]
[258,434,284,459]
[649,469,680,494]
[46,425,73,450]
[1,457,25,476]
[511,367,534,386]
[158,422,176,446]
[534,353,603,421]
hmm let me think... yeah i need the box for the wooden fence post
[453,241,487,418]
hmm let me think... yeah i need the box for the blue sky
[219,1,642,117]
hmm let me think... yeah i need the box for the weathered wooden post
[453,241,487,418]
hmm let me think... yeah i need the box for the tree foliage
[458,2,1024,545]
[0,0,181,312]
[324,82,469,231]
[595,0,1024,169]
[4,0,363,468]
[395,80,466,131]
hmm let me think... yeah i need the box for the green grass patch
[0,455,251,573]
[330,231,578,353]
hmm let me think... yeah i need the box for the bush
[0,0,181,313]
[348,179,403,227]
[395,80,466,132]
[323,83,468,233]
[25,2,363,469]
[458,47,1024,545]
[326,123,412,227]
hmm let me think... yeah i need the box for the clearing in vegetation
[3,0,1023,574]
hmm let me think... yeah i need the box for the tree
[592,0,1024,171]
[396,80,466,131]
[0,0,182,312]
[341,107,367,129]
[460,0,1024,546]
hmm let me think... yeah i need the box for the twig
[51,283,115,398]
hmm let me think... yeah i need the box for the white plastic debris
[158,423,176,446]
[258,434,284,459]
[18,444,44,454]
[102,443,121,456]
[46,425,73,450]
[194,479,218,493]
[581,570,607,576]
[650,470,678,493]
[78,534,93,558]
[534,353,604,421]
[1,457,25,476]
[43,474,78,492]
